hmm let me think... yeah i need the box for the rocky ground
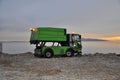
[0,52,120,80]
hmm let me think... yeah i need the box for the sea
[1,41,120,54]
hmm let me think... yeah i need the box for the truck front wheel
[44,49,53,58]
[66,49,74,57]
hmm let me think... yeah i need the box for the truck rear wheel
[44,48,53,58]
[66,49,73,57]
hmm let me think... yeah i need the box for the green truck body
[30,27,66,43]
[30,27,82,58]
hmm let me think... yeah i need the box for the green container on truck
[30,27,82,58]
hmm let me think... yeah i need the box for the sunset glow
[101,36,120,41]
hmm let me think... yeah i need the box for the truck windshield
[72,35,81,42]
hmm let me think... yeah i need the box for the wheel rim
[46,52,51,57]
[66,51,72,56]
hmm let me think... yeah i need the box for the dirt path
[0,52,120,80]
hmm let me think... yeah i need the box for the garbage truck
[30,27,82,58]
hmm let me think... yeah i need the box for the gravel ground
[0,52,120,80]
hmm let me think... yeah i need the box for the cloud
[0,0,120,40]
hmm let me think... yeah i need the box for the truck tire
[44,48,53,58]
[66,49,74,57]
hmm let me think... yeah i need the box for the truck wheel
[44,49,53,58]
[66,49,73,57]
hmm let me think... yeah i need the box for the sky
[0,0,120,41]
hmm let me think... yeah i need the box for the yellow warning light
[30,28,37,32]
[32,28,36,32]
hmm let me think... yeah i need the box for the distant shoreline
[0,39,108,43]
[81,38,108,41]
